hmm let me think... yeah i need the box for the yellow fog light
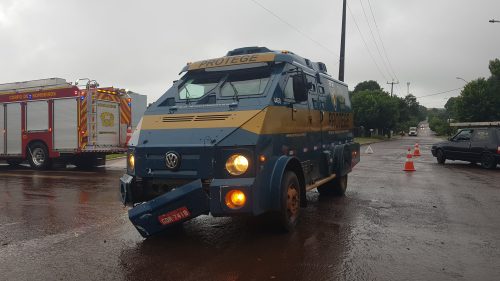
[225,190,246,209]
[225,154,249,176]
[128,154,135,170]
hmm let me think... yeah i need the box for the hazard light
[225,190,246,209]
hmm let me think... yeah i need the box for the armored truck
[120,47,360,237]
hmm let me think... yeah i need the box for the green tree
[353,80,381,93]
[351,89,399,130]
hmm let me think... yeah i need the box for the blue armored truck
[120,47,360,237]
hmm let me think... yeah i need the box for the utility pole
[387,80,399,97]
[338,0,347,82]
[407,82,411,95]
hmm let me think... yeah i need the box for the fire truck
[0,78,132,169]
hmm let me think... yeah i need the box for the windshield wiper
[184,86,191,104]
[228,81,239,102]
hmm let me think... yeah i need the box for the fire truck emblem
[165,151,181,170]
[100,112,115,127]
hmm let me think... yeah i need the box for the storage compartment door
[6,103,22,154]
[27,100,49,131]
[96,101,119,146]
[0,105,4,155]
[53,99,78,150]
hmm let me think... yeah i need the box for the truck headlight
[128,153,135,171]
[225,154,249,176]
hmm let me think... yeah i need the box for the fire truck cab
[120,47,360,237]
[0,78,132,169]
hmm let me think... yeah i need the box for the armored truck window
[220,69,271,97]
[283,78,295,100]
[178,74,222,100]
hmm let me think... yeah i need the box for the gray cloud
[1,0,499,108]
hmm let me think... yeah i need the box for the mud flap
[128,179,209,238]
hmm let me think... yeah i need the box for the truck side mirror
[292,72,308,103]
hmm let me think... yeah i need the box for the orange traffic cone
[413,143,421,157]
[404,148,416,172]
[126,126,132,145]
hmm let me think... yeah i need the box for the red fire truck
[0,78,132,169]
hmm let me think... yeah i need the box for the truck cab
[120,47,360,237]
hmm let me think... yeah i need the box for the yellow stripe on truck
[141,106,353,135]
[141,110,262,130]
[187,53,276,71]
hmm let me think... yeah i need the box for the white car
[409,127,418,136]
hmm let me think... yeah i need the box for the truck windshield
[220,70,270,97]
[178,67,271,100]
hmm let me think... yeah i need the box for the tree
[353,80,381,93]
[351,89,399,131]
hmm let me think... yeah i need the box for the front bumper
[120,175,255,237]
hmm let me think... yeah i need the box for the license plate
[158,207,191,226]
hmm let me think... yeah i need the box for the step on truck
[0,78,132,169]
[120,47,360,237]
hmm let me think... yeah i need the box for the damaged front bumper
[120,175,255,238]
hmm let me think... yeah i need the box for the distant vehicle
[120,46,360,237]
[409,127,418,136]
[431,124,500,169]
[0,78,132,169]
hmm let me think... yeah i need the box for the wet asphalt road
[1,126,500,281]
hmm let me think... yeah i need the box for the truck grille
[162,116,195,122]
[194,114,231,122]
[162,114,231,123]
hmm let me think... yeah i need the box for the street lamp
[456,77,469,84]
[489,19,499,23]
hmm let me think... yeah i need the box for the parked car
[431,127,500,169]
[409,127,418,136]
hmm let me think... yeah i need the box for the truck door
[0,105,4,155]
[96,100,120,146]
[53,99,78,150]
[6,103,22,155]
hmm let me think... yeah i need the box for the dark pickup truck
[431,127,500,169]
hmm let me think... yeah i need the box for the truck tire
[317,175,348,196]
[481,154,497,169]
[279,171,301,231]
[436,149,446,164]
[28,142,51,170]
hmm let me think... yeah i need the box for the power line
[347,2,388,82]
[367,0,399,82]
[416,87,463,98]
[359,0,394,81]
[248,0,339,64]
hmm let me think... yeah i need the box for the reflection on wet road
[1,130,500,280]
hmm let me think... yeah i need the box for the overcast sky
[1,0,499,108]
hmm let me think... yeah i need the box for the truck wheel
[279,171,301,231]
[481,154,497,169]
[436,149,446,164]
[317,175,348,196]
[28,142,51,170]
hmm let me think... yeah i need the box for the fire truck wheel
[317,174,348,196]
[28,142,51,170]
[279,171,301,231]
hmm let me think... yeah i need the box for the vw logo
[165,151,181,170]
